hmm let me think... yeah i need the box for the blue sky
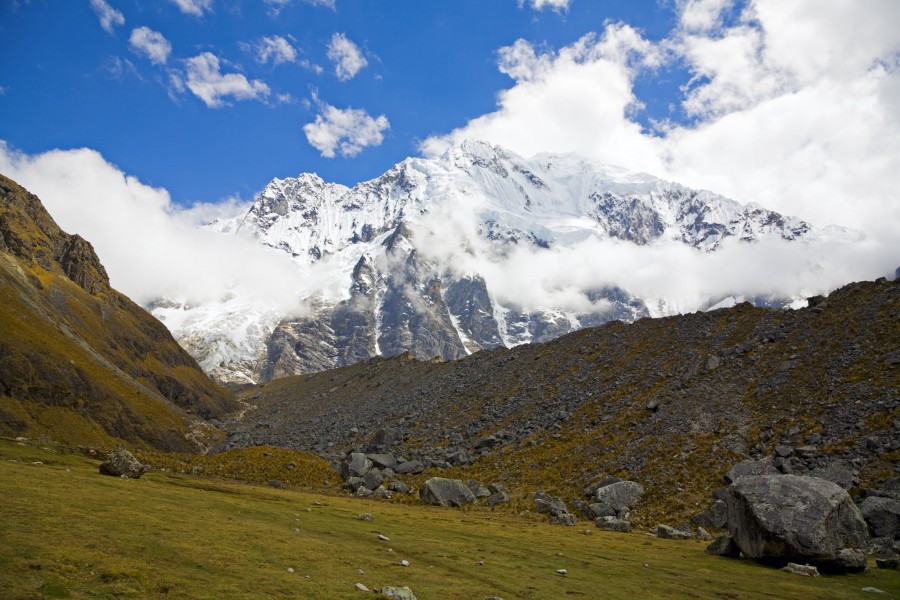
[1,0,693,204]
[0,1,898,309]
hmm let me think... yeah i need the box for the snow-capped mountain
[151,141,829,385]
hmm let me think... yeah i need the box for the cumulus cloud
[254,35,298,65]
[327,33,368,81]
[422,1,900,289]
[128,27,172,66]
[90,0,124,34]
[182,52,270,108]
[0,142,311,312]
[264,0,336,15]
[303,96,389,157]
[169,0,212,17]
[519,0,571,12]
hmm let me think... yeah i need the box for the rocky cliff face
[152,141,838,384]
[0,174,237,452]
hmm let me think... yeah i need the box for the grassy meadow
[1,439,897,599]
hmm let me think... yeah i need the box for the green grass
[1,440,897,600]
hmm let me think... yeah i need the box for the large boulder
[99,450,146,479]
[725,474,869,572]
[534,491,569,517]
[345,452,372,478]
[593,481,644,518]
[419,477,476,507]
[692,500,728,529]
[723,457,778,484]
[858,496,900,539]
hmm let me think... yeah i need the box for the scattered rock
[657,524,693,540]
[287,567,294,573]
[367,453,397,470]
[380,585,417,600]
[556,569,567,575]
[592,481,643,518]
[534,491,569,517]
[723,457,778,485]
[400,559,410,567]
[595,516,631,533]
[726,474,869,572]
[346,453,372,478]
[858,496,900,539]
[388,480,411,495]
[485,490,510,507]
[355,583,369,592]
[419,477,476,507]
[395,460,425,475]
[862,587,887,594]
[550,513,577,526]
[378,534,390,541]
[467,480,491,498]
[782,563,820,577]
[695,527,714,541]
[356,513,375,521]
[98,450,146,479]
[875,557,899,570]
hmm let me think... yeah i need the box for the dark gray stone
[593,481,643,518]
[99,450,146,479]
[726,474,869,572]
[595,516,631,533]
[388,480,411,494]
[691,500,727,529]
[367,453,397,470]
[706,533,741,557]
[346,452,372,478]
[724,457,778,484]
[419,477,476,507]
[467,480,491,499]
[362,468,384,491]
[858,496,900,539]
[534,491,568,517]
[486,491,510,507]
[657,524,693,540]
[395,460,424,474]
[550,513,577,526]
[810,462,858,490]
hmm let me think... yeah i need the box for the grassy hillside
[1,439,896,599]
[0,174,236,452]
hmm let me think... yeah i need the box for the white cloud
[421,1,900,290]
[0,142,309,311]
[303,96,389,157]
[264,0,335,15]
[128,27,172,66]
[255,35,298,65]
[518,0,571,12]
[183,52,270,108]
[90,0,124,34]
[169,0,212,16]
[327,33,368,81]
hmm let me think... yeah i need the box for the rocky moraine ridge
[221,277,898,541]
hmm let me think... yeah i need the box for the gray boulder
[420,477,476,507]
[534,491,568,517]
[706,533,741,557]
[380,585,417,600]
[595,516,631,533]
[550,513,577,526]
[810,462,858,490]
[723,457,778,484]
[467,480,491,499]
[486,491,510,507]
[395,460,425,475]
[593,481,644,518]
[367,453,397,470]
[388,480,411,495]
[657,524,693,540]
[692,500,727,529]
[346,452,372,478]
[99,450,146,479]
[362,468,384,491]
[858,496,900,539]
[726,474,869,572]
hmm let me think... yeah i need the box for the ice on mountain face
[154,140,847,384]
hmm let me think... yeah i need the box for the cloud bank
[129,27,172,66]
[180,52,271,108]
[0,142,308,313]
[423,0,900,254]
[327,33,368,81]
